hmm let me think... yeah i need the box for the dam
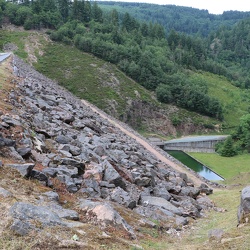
[164,135,228,153]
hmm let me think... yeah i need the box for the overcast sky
[99,0,250,14]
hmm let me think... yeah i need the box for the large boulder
[103,160,126,189]
[110,187,137,209]
[79,200,136,239]
[9,202,66,235]
[238,186,250,224]
[6,163,35,177]
[140,196,183,215]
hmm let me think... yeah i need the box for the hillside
[0,49,217,249]
[1,28,249,135]
[1,2,250,249]
[1,41,250,250]
[1,28,222,138]
[1,0,250,134]
[97,1,250,36]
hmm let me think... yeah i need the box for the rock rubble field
[0,55,215,248]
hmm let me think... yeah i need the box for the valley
[1,1,250,249]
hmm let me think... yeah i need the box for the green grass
[2,29,248,135]
[34,42,158,117]
[189,152,250,182]
[0,30,29,59]
[191,72,250,128]
[34,43,220,135]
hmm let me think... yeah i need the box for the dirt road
[81,99,205,187]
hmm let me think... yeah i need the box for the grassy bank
[35,42,158,117]
[0,30,28,59]
[189,152,250,183]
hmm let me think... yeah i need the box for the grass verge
[189,152,250,183]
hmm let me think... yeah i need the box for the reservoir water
[167,150,224,181]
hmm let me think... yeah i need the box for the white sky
[99,1,250,14]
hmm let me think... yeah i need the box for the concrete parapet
[164,135,228,153]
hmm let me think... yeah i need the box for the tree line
[6,0,250,120]
[49,10,223,119]
[216,114,250,156]
[97,2,250,37]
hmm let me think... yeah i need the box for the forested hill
[97,1,250,36]
[1,0,250,128]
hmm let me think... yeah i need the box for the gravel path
[81,99,208,187]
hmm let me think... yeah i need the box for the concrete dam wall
[164,135,228,153]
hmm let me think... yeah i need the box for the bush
[24,18,33,30]
[217,136,237,157]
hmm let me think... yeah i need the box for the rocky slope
[0,55,215,249]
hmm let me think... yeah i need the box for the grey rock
[42,94,58,104]
[110,187,137,209]
[0,160,2,167]
[165,182,182,195]
[5,147,25,162]
[131,171,141,179]
[199,183,213,195]
[42,168,58,178]
[196,196,214,210]
[94,145,106,157]
[180,186,200,199]
[0,136,5,146]
[3,137,16,147]
[238,186,250,224]
[99,181,115,188]
[179,173,188,183]
[103,160,126,189]
[175,216,189,226]
[56,165,79,177]
[60,158,85,175]
[19,138,33,147]
[69,145,81,156]
[140,196,182,215]
[135,176,151,187]
[1,116,21,126]
[10,202,66,235]
[56,175,78,193]
[55,135,72,144]
[59,144,70,152]
[80,178,101,198]
[30,170,48,183]
[100,187,110,199]
[153,186,171,201]
[6,163,35,177]
[48,204,79,221]
[134,205,175,224]
[109,149,129,162]
[10,219,33,236]
[37,98,50,110]
[172,197,201,218]
[67,184,78,193]
[43,191,59,201]
[80,187,98,198]
[17,147,32,157]
[60,114,75,124]
[79,200,136,239]
[138,218,157,228]
[59,150,72,158]
[73,177,83,186]
[126,184,141,207]
[0,187,13,198]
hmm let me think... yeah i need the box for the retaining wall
[164,138,226,153]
